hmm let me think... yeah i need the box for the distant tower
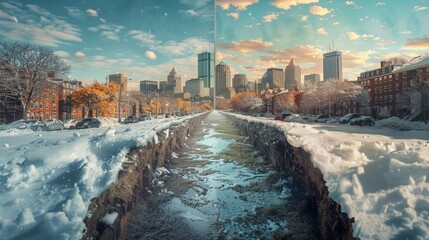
[265,68,284,89]
[215,61,231,95]
[109,73,128,92]
[323,50,343,81]
[198,52,214,89]
[284,59,302,90]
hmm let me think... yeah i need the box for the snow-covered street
[1,111,429,239]
[0,115,201,239]
[226,112,429,239]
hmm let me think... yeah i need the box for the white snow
[224,111,429,240]
[0,114,203,240]
[100,212,118,227]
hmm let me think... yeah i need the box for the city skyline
[0,0,214,90]
[216,0,429,82]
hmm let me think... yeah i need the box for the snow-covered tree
[231,92,263,113]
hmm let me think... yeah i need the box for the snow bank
[224,112,429,239]
[376,116,429,131]
[0,114,203,239]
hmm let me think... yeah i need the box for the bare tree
[0,41,70,119]
[398,69,429,122]
[389,57,408,65]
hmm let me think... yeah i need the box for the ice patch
[100,212,118,226]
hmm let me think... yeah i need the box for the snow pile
[97,117,120,127]
[0,114,203,239]
[224,112,429,239]
[100,212,118,227]
[376,116,429,131]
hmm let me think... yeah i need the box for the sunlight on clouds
[347,32,373,40]
[310,5,331,15]
[271,0,318,10]
[413,6,428,12]
[403,37,429,50]
[301,15,309,21]
[216,0,259,11]
[145,50,157,60]
[263,13,279,22]
[227,12,239,20]
[75,51,86,59]
[217,38,273,53]
[85,8,98,17]
[317,27,328,36]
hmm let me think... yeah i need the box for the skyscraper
[198,52,214,89]
[265,68,284,89]
[323,51,343,81]
[108,73,128,92]
[284,59,302,90]
[215,61,231,95]
[167,67,182,93]
[304,74,321,86]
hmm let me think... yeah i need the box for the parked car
[314,114,331,123]
[76,118,101,129]
[139,114,152,121]
[339,113,362,124]
[349,116,376,126]
[7,119,39,130]
[124,115,138,124]
[63,119,78,129]
[31,119,64,131]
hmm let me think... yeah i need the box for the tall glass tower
[323,51,343,81]
[198,52,214,89]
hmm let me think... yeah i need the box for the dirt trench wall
[82,114,206,240]
[228,115,356,240]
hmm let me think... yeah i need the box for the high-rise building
[215,61,231,94]
[265,68,284,89]
[232,74,248,88]
[285,59,302,90]
[109,73,128,92]
[323,51,343,81]
[185,78,210,98]
[198,52,214,89]
[167,67,183,94]
[140,80,159,93]
[304,74,321,86]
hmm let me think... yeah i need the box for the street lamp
[118,78,131,123]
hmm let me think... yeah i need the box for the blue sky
[0,0,214,90]
[216,0,429,82]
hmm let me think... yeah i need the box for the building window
[52,103,56,110]
[384,76,387,81]
[46,113,50,120]
[40,102,43,109]
[384,95,388,103]
[46,103,49,110]
[53,112,57,119]
[395,74,399,80]
[395,83,399,91]
[375,87,378,93]
[389,95,393,103]
[384,85,387,92]
[35,102,39,109]
[388,85,392,92]
[375,78,378,84]
[52,94,56,100]
[402,72,407,79]
[375,97,378,105]
[389,75,393,81]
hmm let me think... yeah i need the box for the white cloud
[310,5,331,15]
[376,2,385,6]
[128,30,158,47]
[345,1,354,5]
[217,38,273,53]
[301,15,309,21]
[54,51,69,58]
[331,22,340,25]
[373,37,396,46]
[263,13,279,22]
[183,9,198,16]
[244,25,253,28]
[145,50,157,60]
[403,37,429,50]
[179,0,213,21]
[64,7,83,18]
[89,24,124,41]
[227,12,240,20]
[101,31,120,41]
[413,6,428,12]
[86,9,98,17]
[271,0,319,10]
[347,32,373,40]
[317,27,328,36]
[216,0,259,11]
[75,51,86,59]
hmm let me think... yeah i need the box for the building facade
[140,80,159,93]
[167,67,182,94]
[323,51,343,81]
[304,74,321,86]
[356,57,429,119]
[264,68,284,89]
[185,78,210,98]
[198,52,214,89]
[109,73,128,92]
[215,61,231,96]
[232,74,248,90]
[284,59,302,90]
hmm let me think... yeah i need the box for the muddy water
[125,111,319,240]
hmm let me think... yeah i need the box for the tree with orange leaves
[71,82,118,117]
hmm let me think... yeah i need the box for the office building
[323,51,343,81]
[285,59,302,90]
[140,80,159,93]
[109,73,128,92]
[215,61,231,95]
[265,68,284,89]
[198,52,214,89]
[185,78,210,98]
[304,74,321,86]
